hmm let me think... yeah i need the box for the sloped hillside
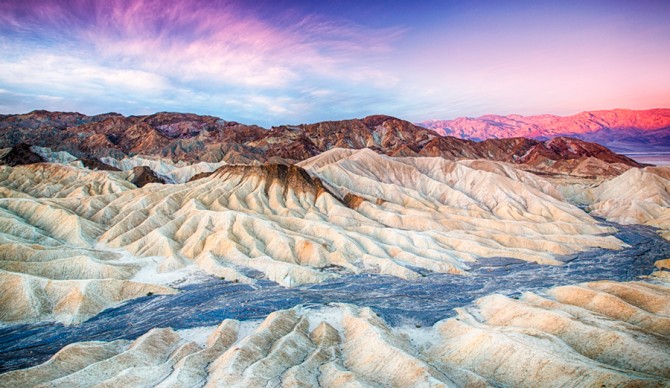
[3,275,668,387]
[0,149,623,324]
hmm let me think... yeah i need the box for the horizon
[3,106,669,128]
[1,1,670,127]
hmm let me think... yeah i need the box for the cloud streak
[0,0,669,124]
[5,0,405,88]
[0,0,405,123]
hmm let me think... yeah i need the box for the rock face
[0,272,175,324]
[78,158,121,171]
[0,110,641,176]
[0,149,624,323]
[429,276,670,386]
[129,165,166,187]
[0,162,136,198]
[0,111,267,162]
[420,108,670,153]
[211,164,334,199]
[0,143,45,166]
[2,277,668,387]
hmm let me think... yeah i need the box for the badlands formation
[2,277,669,387]
[1,112,670,386]
[0,147,626,324]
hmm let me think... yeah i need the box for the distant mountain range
[418,108,670,153]
[0,110,642,177]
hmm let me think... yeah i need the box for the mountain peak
[361,114,401,126]
[0,110,643,177]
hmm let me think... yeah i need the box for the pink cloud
[1,0,404,90]
[42,0,404,88]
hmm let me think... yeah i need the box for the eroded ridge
[3,277,668,387]
[0,149,627,324]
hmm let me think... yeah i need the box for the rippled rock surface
[2,274,669,387]
[1,221,669,376]
[0,150,625,326]
[1,141,669,386]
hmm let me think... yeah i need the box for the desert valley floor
[0,112,669,387]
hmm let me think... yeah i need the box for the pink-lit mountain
[419,109,670,153]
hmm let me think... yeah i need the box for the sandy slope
[588,167,670,233]
[2,275,668,387]
[557,166,670,240]
[0,163,135,198]
[0,163,176,324]
[0,150,624,324]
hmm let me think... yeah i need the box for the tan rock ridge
[556,165,670,240]
[208,164,334,200]
[0,149,626,323]
[2,277,668,387]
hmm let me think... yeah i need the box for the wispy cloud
[0,0,406,123]
[1,0,668,123]
[0,53,170,96]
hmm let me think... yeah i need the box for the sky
[1,0,669,126]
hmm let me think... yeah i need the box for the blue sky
[1,0,669,126]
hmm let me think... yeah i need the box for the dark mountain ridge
[0,110,643,176]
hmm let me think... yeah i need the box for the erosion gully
[1,221,669,373]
